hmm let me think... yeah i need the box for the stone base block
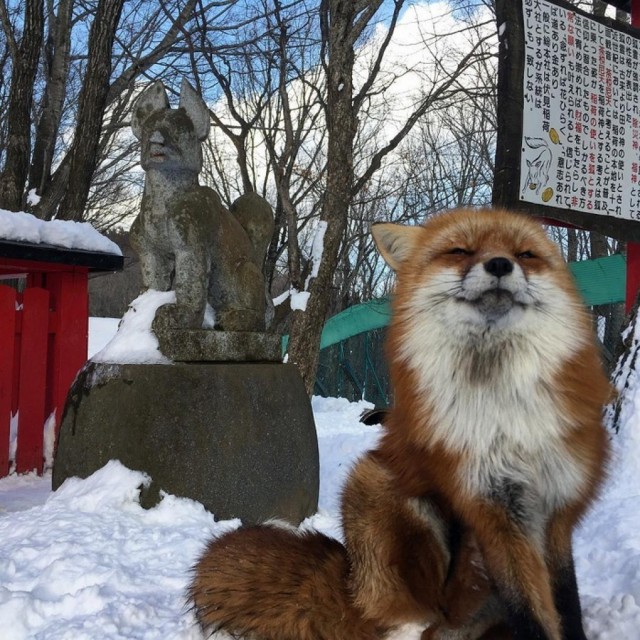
[157,329,282,362]
[52,362,319,525]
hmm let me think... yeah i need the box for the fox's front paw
[152,302,201,333]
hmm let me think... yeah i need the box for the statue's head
[131,78,210,175]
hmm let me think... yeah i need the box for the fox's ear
[180,78,210,140]
[131,81,170,140]
[371,223,421,271]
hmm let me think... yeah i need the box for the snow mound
[0,460,219,640]
[91,291,175,365]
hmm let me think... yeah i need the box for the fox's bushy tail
[188,525,387,640]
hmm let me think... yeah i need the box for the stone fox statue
[130,79,274,332]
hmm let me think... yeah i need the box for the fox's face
[131,79,210,177]
[373,209,581,338]
[137,108,202,174]
[372,208,591,461]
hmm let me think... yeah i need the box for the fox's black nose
[484,257,513,278]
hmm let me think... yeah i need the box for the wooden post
[46,269,89,434]
[626,244,640,313]
[15,287,49,474]
[628,1,640,312]
[0,285,16,476]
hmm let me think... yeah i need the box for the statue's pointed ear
[131,81,169,140]
[180,78,210,140]
[371,223,422,272]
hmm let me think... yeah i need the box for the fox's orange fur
[188,208,611,640]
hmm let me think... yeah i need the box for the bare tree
[328,47,498,316]
[286,0,494,393]
[0,30,10,154]
[259,0,325,293]
[28,0,74,198]
[188,0,327,297]
[284,0,366,392]
[56,0,126,220]
[0,0,44,211]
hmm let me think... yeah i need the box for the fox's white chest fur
[399,268,588,528]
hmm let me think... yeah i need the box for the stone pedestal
[156,329,282,362]
[53,361,319,525]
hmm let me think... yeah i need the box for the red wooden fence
[0,269,88,477]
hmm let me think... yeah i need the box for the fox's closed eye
[448,247,474,256]
[516,251,536,259]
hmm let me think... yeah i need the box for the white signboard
[520,0,640,222]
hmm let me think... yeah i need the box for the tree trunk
[0,0,44,211]
[590,230,609,259]
[608,290,640,433]
[566,229,578,262]
[56,0,125,221]
[28,0,74,202]
[285,0,364,394]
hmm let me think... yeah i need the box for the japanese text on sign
[521,0,640,221]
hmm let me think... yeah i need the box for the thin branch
[349,0,384,49]
[0,0,17,60]
[352,33,493,196]
[353,0,403,113]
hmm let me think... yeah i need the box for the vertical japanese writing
[521,0,640,221]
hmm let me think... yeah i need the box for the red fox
[188,208,611,640]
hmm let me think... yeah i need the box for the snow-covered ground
[1,318,639,639]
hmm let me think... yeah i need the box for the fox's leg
[153,222,210,329]
[545,510,588,640]
[213,262,265,331]
[423,619,511,640]
[172,246,209,326]
[129,213,173,292]
[342,453,450,627]
[440,526,493,626]
[130,232,172,292]
[550,553,585,640]
[423,569,509,640]
[464,502,562,640]
[140,252,173,291]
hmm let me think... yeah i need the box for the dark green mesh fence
[311,298,391,405]
[315,328,390,407]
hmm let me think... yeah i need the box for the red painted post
[46,269,89,434]
[626,244,640,313]
[12,293,22,419]
[0,285,17,477]
[628,1,640,312]
[15,287,50,474]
